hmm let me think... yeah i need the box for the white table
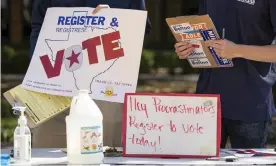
[2,148,276,165]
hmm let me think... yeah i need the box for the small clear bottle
[13,107,32,163]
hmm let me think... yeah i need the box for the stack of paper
[3,85,72,128]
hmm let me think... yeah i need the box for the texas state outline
[44,10,122,94]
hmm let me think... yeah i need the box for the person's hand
[205,39,239,59]
[174,41,194,59]
[92,4,110,14]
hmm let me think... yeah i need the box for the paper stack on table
[3,85,72,128]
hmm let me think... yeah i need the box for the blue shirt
[30,0,151,57]
[197,0,276,122]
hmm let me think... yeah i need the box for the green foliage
[1,99,15,143]
[1,99,13,118]
[1,99,18,144]
[142,50,155,67]
[2,45,30,74]
[2,45,17,59]
[139,50,156,73]
[140,49,200,74]
[1,118,17,144]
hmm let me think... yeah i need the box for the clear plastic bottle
[66,89,104,164]
[13,107,31,163]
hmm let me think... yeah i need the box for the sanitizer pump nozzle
[12,106,31,163]
[14,107,27,133]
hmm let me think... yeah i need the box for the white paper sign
[122,93,221,158]
[22,7,147,103]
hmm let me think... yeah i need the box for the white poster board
[22,7,147,103]
[122,93,221,158]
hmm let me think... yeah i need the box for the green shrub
[1,99,17,143]
[1,118,17,144]
[139,50,156,73]
[1,99,13,118]
[1,100,20,144]
[2,45,17,59]
[2,46,30,74]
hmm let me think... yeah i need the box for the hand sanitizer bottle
[66,89,104,164]
[13,106,31,163]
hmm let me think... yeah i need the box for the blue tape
[1,154,11,166]
[183,30,201,34]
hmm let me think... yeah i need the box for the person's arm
[205,0,276,62]
[236,0,276,62]
[205,40,276,62]
[129,0,151,34]
[234,45,276,62]
[30,0,51,58]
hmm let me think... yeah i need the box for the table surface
[2,148,276,165]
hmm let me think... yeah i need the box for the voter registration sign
[22,7,147,103]
[122,93,221,158]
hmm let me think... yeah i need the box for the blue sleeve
[198,0,207,15]
[129,0,151,34]
[270,0,276,34]
[30,0,51,58]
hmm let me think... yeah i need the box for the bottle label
[80,126,103,154]
[14,135,31,161]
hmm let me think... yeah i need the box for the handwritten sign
[122,93,221,158]
[22,8,147,103]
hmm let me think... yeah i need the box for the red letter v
[40,50,64,79]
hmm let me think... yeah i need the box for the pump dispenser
[13,106,31,163]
